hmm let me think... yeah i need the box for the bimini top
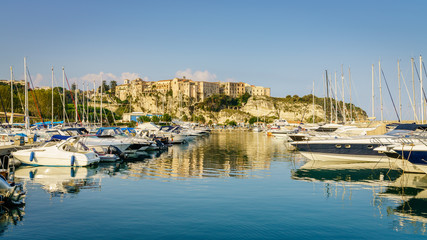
[392,124,427,131]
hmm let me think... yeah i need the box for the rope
[27,68,46,127]
[381,69,400,122]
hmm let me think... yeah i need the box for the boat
[12,136,100,167]
[291,124,427,163]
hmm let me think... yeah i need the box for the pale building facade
[115,77,270,101]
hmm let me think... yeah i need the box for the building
[115,77,270,102]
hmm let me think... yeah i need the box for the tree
[182,115,188,121]
[161,113,172,122]
[151,115,160,123]
[110,80,117,94]
[102,80,110,92]
[248,116,257,125]
[227,120,237,126]
[137,115,151,122]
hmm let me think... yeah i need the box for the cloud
[175,69,217,82]
[34,73,44,86]
[120,72,148,82]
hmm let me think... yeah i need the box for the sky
[1,0,427,121]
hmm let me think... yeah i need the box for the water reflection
[292,160,427,234]
[14,166,100,197]
[126,132,285,179]
[0,205,25,236]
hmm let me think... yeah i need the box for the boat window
[345,145,351,148]
[367,145,374,149]
[335,144,342,148]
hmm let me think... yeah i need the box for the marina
[2,1,427,239]
[0,131,426,239]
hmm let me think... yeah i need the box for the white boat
[12,137,100,167]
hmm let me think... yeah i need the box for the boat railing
[370,137,394,146]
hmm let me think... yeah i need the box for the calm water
[1,131,426,239]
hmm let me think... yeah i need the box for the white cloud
[175,69,217,82]
[34,73,44,86]
[120,72,148,82]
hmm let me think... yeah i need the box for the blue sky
[1,0,427,120]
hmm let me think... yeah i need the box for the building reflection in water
[126,132,288,179]
[292,160,427,235]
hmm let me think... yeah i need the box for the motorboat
[12,136,100,167]
[291,124,427,163]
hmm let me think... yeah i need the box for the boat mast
[341,64,346,123]
[421,55,424,123]
[329,73,333,123]
[24,57,29,131]
[75,82,78,123]
[100,73,103,127]
[379,60,383,122]
[323,72,326,122]
[412,58,416,122]
[398,60,402,121]
[51,66,54,128]
[62,67,66,125]
[349,67,352,122]
[93,80,96,125]
[87,83,89,124]
[325,70,329,123]
[372,64,375,118]
[10,66,13,125]
[334,71,338,122]
[312,81,315,124]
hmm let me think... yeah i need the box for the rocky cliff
[124,93,367,124]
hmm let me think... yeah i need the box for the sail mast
[412,58,416,122]
[379,60,383,122]
[334,71,337,122]
[62,67,66,125]
[51,66,54,127]
[421,55,424,123]
[341,64,346,123]
[398,60,402,121]
[24,57,29,130]
[75,82,78,123]
[100,74,103,127]
[349,67,352,121]
[10,66,13,125]
[372,64,375,118]
[312,81,315,124]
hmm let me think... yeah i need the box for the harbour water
[2,131,426,239]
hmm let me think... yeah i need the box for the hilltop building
[114,77,270,102]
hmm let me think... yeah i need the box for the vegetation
[197,93,251,112]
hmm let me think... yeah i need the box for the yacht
[12,136,100,166]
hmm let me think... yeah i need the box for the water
[1,131,426,239]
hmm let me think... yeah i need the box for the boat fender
[29,171,34,180]
[71,167,75,178]
[33,134,38,142]
[30,152,35,162]
[71,155,76,166]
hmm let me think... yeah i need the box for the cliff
[123,93,367,124]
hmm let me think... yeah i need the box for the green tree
[151,115,160,123]
[161,113,172,122]
[248,116,257,125]
[137,115,151,122]
[110,80,117,94]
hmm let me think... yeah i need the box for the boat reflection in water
[14,166,100,197]
[125,132,288,179]
[292,160,427,234]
